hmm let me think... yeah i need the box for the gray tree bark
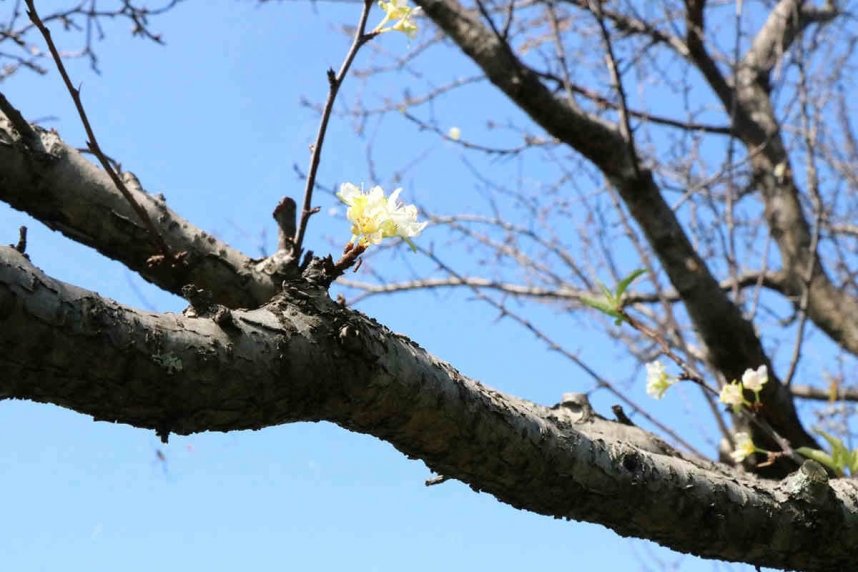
[4,0,858,568]
[1,114,858,571]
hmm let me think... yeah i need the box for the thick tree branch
[741,0,838,81]
[719,0,858,357]
[0,110,285,309]
[1,245,856,571]
[414,0,816,452]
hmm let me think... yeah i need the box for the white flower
[374,0,421,38]
[719,382,746,412]
[448,127,461,141]
[645,361,676,399]
[336,183,426,249]
[384,188,428,249]
[730,432,758,463]
[741,365,768,393]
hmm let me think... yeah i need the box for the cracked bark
[1,245,857,571]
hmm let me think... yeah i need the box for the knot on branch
[782,460,832,504]
[181,284,238,331]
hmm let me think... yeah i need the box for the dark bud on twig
[11,226,28,257]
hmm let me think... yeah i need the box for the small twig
[25,0,173,263]
[611,405,635,426]
[621,310,711,391]
[588,0,641,179]
[792,384,858,403]
[293,0,377,258]
[328,242,368,282]
[413,245,703,457]
[425,474,450,486]
[11,226,28,255]
[273,197,297,254]
[782,39,823,388]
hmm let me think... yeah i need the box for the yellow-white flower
[337,183,427,249]
[374,0,421,38]
[448,127,461,141]
[385,188,427,247]
[719,382,746,412]
[645,361,676,399]
[741,365,768,393]
[730,432,758,463]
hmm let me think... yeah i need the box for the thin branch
[25,0,174,263]
[293,0,377,257]
[781,36,823,387]
[791,385,858,403]
[588,0,641,178]
[556,80,732,135]
[340,271,787,306]
[407,246,705,458]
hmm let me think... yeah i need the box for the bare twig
[341,270,787,306]
[588,0,641,178]
[410,245,705,458]
[293,0,377,257]
[792,384,858,403]
[781,38,823,388]
[11,226,27,255]
[25,0,173,263]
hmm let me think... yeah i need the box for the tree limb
[0,109,285,309]
[791,384,858,403]
[1,245,856,571]
[414,0,816,454]
[721,0,858,357]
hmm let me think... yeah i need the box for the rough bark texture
[4,1,858,569]
[0,116,286,309]
[2,245,857,571]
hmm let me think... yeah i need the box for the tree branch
[339,270,787,306]
[414,0,816,454]
[791,384,858,403]
[0,110,285,308]
[1,244,856,571]
[722,0,858,357]
[741,0,838,81]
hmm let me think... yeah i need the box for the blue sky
[1,1,773,570]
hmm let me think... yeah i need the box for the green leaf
[580,295,623,321]
[598,281,615,302]
[615,269,646,300]
[816,430,851,472]
[583,272,646,325]
[849,449,858,476]
[797,447,841,475]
